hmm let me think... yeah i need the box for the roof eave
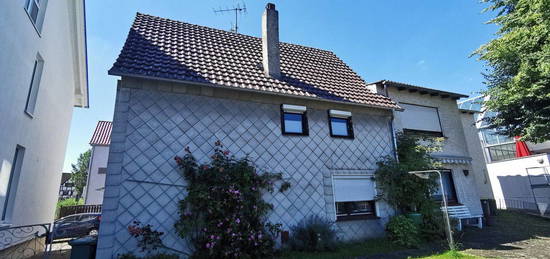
[371,80,468,99]
[89,143,110,146]
[69,0,89,108]
[109,71,401,111]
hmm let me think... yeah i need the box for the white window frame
[24,0,48,34]
[2,145,26,221]
[25,54,44,117]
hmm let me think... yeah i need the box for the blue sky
[63,0,497,171]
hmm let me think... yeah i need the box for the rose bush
[174,141,290,258]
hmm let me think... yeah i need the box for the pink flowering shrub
[174,141,290,258]
[127,221,164,252]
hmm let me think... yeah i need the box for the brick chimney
[262,3,280,78]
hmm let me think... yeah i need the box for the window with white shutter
[333,175,377,221]
[400,103,443,137]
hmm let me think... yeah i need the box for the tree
[474,0,550,143]
[71,149,91,199]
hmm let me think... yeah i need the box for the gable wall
[97,78,396,257]
[84,145,109,205]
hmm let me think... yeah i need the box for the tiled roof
[109,13,399,110]
[60,173,72,185]
[90,121,112,146]
[369,80,468,100]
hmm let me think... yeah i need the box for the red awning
[515,136,531,157]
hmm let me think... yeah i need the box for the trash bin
[69,236,97,259]
[481,199,494,226]
[406,212,423,226]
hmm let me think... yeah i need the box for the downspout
[383,81,399,161]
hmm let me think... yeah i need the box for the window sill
[330,134,354,139]
[282,132,309,136]
[336,214,379,222]
[24,110,34,119]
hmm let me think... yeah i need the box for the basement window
[333,175,377,221]
[336,201,376,220]
[281,104,308,135]
[328,110,354,138]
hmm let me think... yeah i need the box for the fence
[496,198,548,216]
[58,204,102,218]
[0,223,51,258]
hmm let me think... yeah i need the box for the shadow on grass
[279,211,550,259]
[459,210,550,252]
[278,238,451,259]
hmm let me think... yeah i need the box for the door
[433,170,458,204]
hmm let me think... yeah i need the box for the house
[97,4,485,257]
[97,4,401,257]
[58,173,76,200]
[458,97,550,215]
[0,0,88,228]
[367,81,484,217]
[84,121,112,205]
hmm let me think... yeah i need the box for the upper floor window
[25,0,48,33]
[281,104,308,135]
[328,110,354,138]
[25,54,45,117]
[400,103,443,137]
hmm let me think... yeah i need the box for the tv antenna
[213,3,247,33]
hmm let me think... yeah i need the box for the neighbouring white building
[84,121,112,205]
[0,0,88,227]
[459,96,550,215]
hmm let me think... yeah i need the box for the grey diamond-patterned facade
[97,4,485,258]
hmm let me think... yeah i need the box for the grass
[413,250,484,259]
[278,238,404,259]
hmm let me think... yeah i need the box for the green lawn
[413,250,483,259]
[278,239,486,259]
[279,238,405,259]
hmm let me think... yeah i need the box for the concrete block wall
[97,78,396,258]
[460,113,494,200]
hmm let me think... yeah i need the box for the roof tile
[110,13,399,109]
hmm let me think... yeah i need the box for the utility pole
[213,3,247,33]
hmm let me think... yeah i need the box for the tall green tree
[474,0,550,142]
[71,149,91,199]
